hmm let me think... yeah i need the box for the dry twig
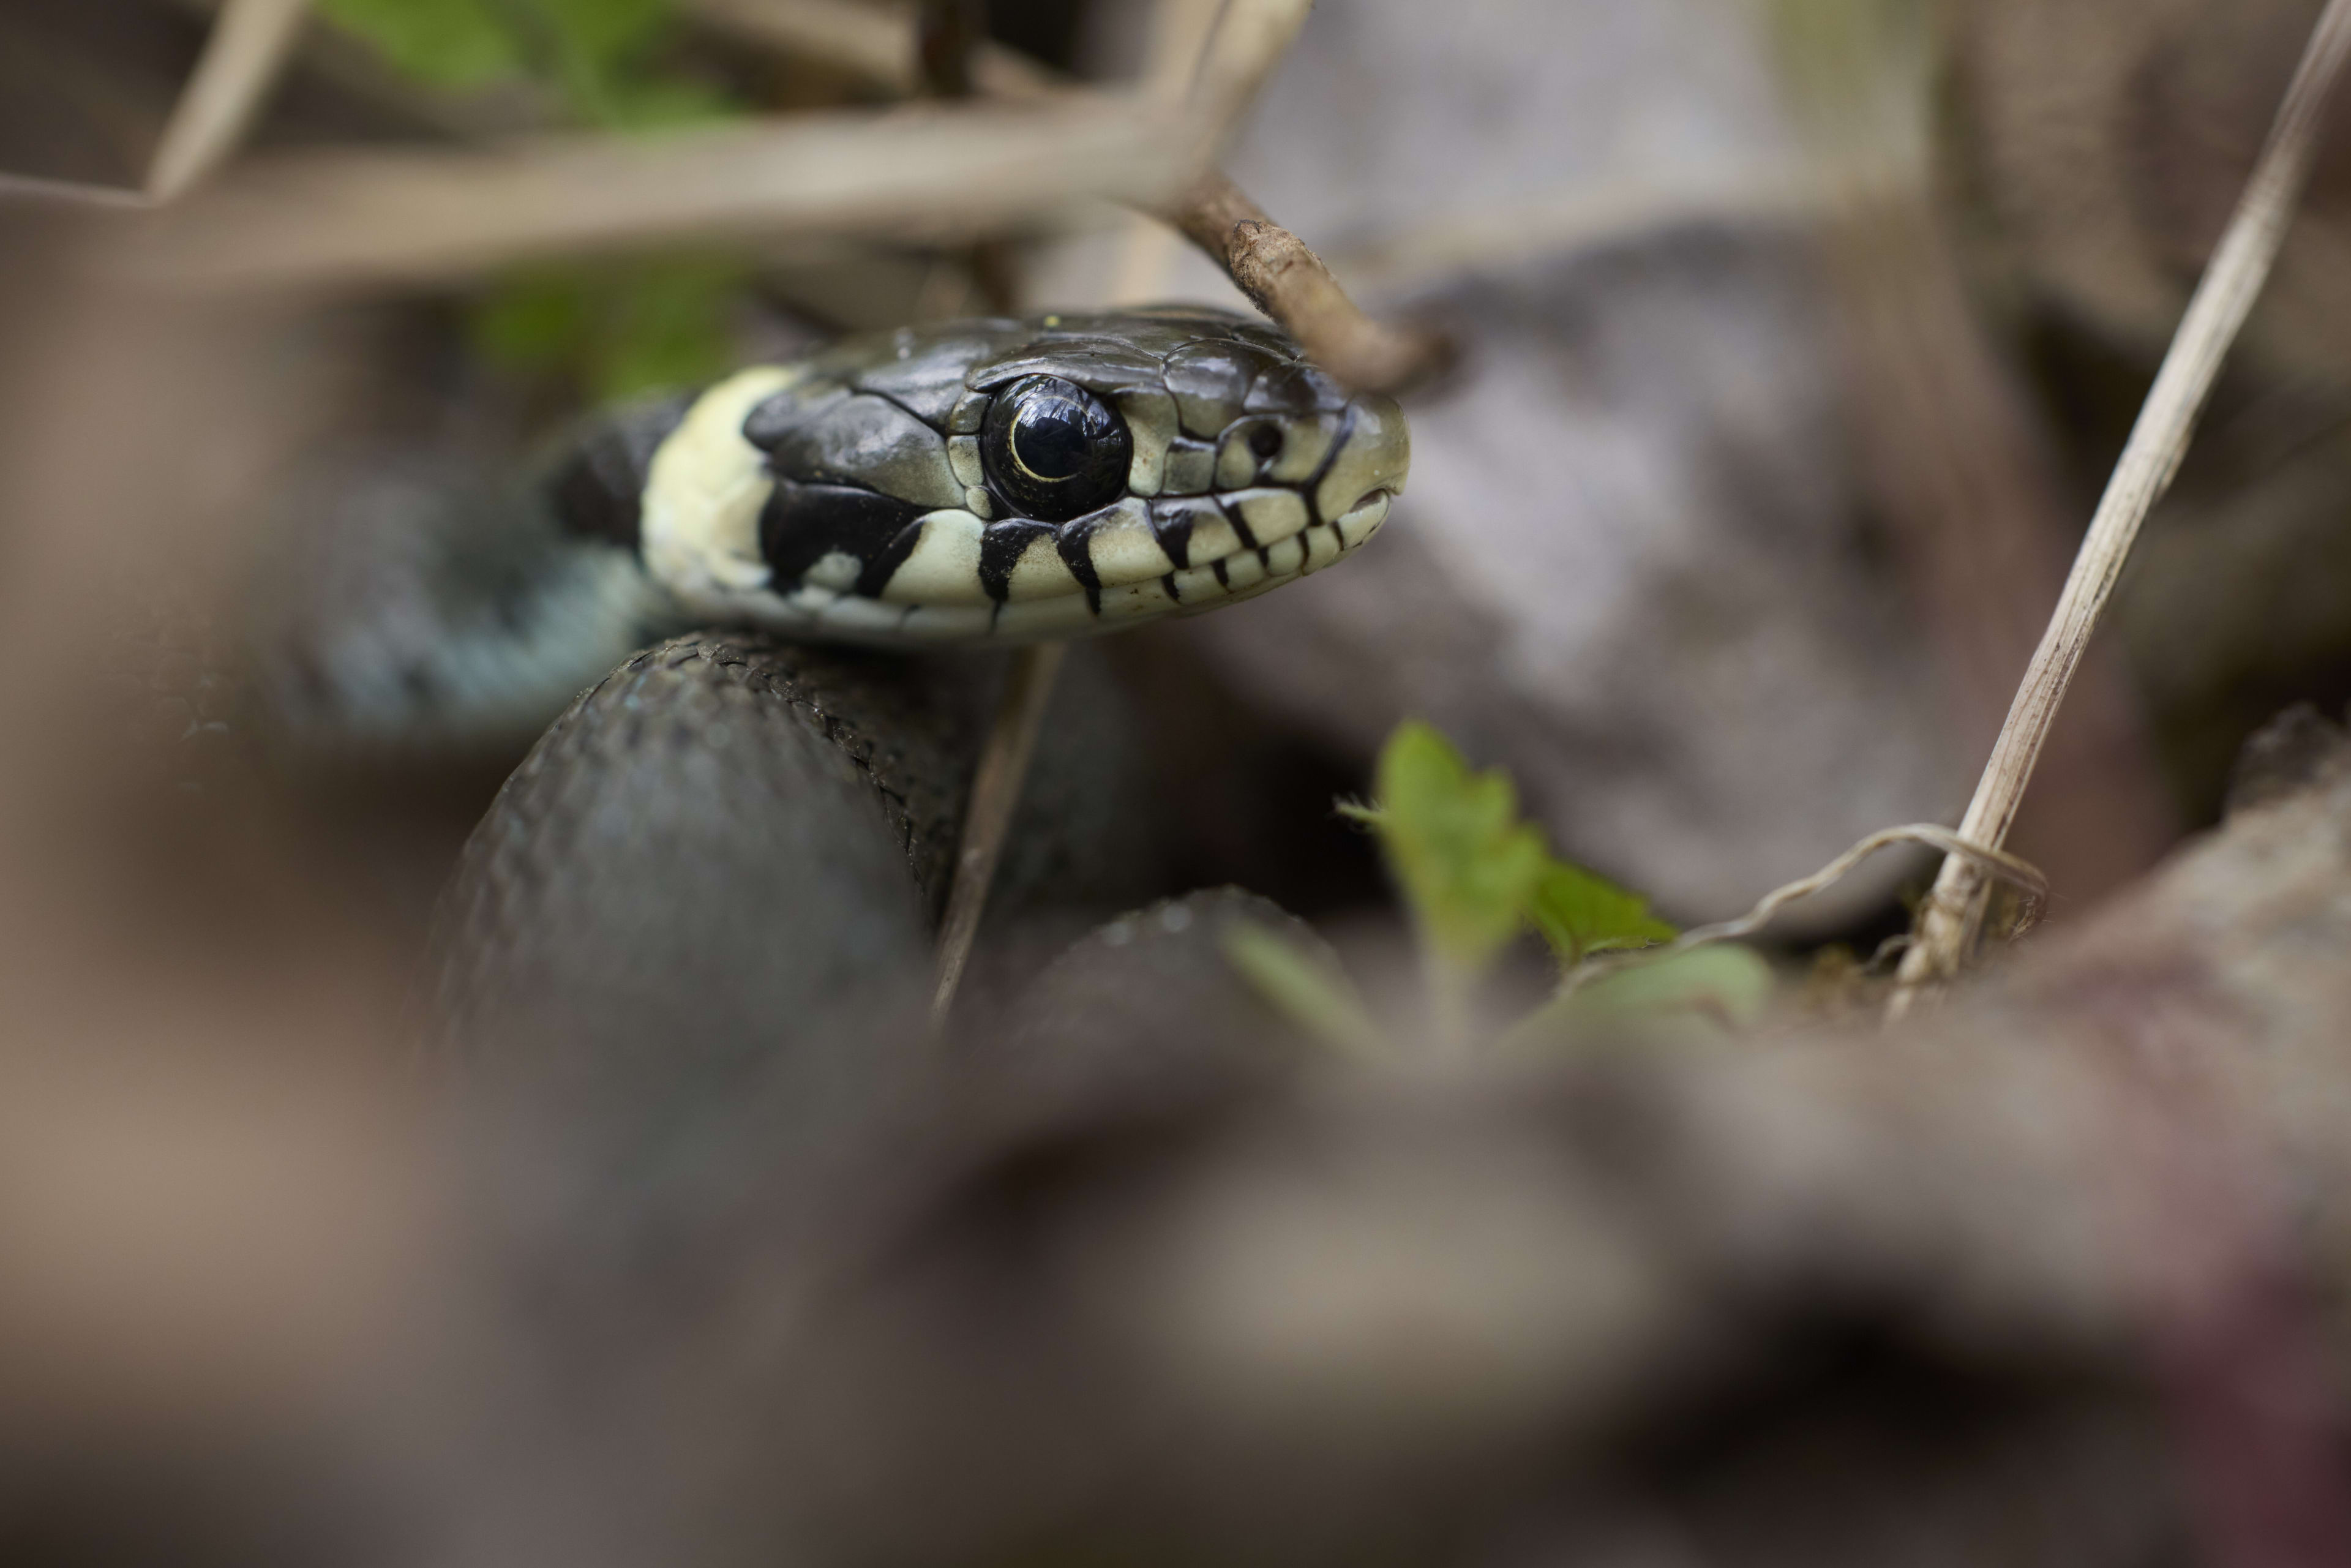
[1889,0,2351,1016]
[930,643,1067,1029]
[1143,0,1450,394]
[1104,0,1232,304]
[130,96,1199,287]
[1163,171,1450,394]
[146,0,312,201]
[0,0,310,208]
[1185,0,1316,146]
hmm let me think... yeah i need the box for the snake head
[635,307,1409,645]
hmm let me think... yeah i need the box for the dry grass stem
[1104,0,1233,304]
[930,642,1068,1030]
[0,0,309,208]
[1187,0,1316,146]
[1166,171,1452,393]
[146,0,312,201]
[161,0,555,139]
[0,174,156,209]
[1889,0,2351,1018]
[132,97,1199,288]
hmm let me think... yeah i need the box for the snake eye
[981,375,1131,523]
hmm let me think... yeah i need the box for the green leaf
[543,0,672,70]
[530,0,679,122]
[1506,945,1777,1051]
[594,75,740,130]
[471,271,592,373]
[586,258,742,398]
[1346,722,1549,974]
[469,259,743,399]
[1529,861,1678,967]
[315,0,523,90]
[318,0,734,130]
[1221,923,1390,1061]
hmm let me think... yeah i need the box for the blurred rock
[2222,701,2350,816]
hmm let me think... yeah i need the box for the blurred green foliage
[317,0,747,399]
[472,258,749,400]
[1220,923,1390,1062]
[316,0,522,90]
[317,0,722,124]
[1505,945,1777,1051]
[1238,723,1768,1058]
[1341,722,1553,974]
[1343,723,1680,978]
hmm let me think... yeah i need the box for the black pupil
[982,375,1131,524]
[1249,424,1283,460]
[1013,396,1096,480]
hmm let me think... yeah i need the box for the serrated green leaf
[1530,861,1678,967]
[317,0,522,89]
[1221,923,1390,1061]
[1349,722,1550,973]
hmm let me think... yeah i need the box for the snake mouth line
[763,488,1393,645]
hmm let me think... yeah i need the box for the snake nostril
[1248,424,1284,461]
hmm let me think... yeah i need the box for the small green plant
[318,0,732,126]
[470,257,751,402]
[317,0,745,399]
[1227,722,1772,1057]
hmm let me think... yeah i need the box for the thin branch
[1888,0,2351,1018]
[146,0,312,201]
[0,173,156,209]
[129,96,1198,288]
[931,642,1067,1030]
[1147,0,1461,397]
[1163,171,1452,394]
